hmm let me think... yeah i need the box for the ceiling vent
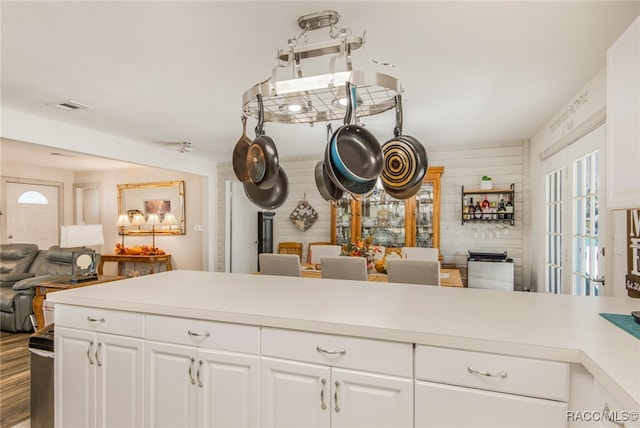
[48,100,92,111]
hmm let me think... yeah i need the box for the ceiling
[2,1,640,169]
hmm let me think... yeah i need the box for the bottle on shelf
[463,197,469,221]
[474,199,482,220]
[498,198,507,220]
[505,194,514,220]
[481,194,491,220]
[467,197,475,221]
[490,201,497,220]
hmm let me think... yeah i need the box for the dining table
[299,264,464,287]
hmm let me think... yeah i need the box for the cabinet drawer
[261,327,412,377]
[145,314,260,354]
[415,345,568,401]
[55,304,143,337]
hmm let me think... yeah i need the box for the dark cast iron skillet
[246,94,280,189]
[244,166,289,210]
[232,115,252,183]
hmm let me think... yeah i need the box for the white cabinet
[607,16,640,209]
[414,345,569,428]
[260,327,413,428]
[590,380,640,428]
[55,305,144,428]
[144,315,260,428]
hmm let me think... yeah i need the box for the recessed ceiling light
[47,100,92,111]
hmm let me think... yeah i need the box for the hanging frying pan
[324,135,377,199]
[328,82,383,183]
[246,94,280,189]
[232,115,252,183]
[315,123,343,203]
[243,166,289,210]
[380,95,428,199]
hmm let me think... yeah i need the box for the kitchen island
[49,270,639,427]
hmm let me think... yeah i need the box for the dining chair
[320,256,368,281]
[277,242,303,261]
[258,253,301,277]
[308,244,342,265]
[386,259,440,286]
[401,247,439,261]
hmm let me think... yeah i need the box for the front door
[4,180,61,249]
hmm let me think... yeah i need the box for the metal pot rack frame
[241,10,403,125]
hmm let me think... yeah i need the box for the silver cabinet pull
[468,365,508,379]
[188,330,211,338]
[87,340,95,365]
[334,381,341,412]
[196,360,204,388]
[316,346,346,355]
[95,342,103,367]
[603,403,626,428]
[320,378,327,410]
[188,357,196,385]
[87,316,105,323]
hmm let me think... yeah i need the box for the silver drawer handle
[196,360,204,388]
[188,330,211,338]
[320,378,327,410]
[87,316,105,323]
[334,380,341,412]
[468,365,508,379]
[188,357,196,385]
[87,340,95,365]
[95,342,103,367]
[316,346,346,355]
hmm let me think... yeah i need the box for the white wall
[216,143,527,290]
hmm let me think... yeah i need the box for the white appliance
[467,251,514,291]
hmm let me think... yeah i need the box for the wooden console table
[33,276,125,329]
[97,254,173,276]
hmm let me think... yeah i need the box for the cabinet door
[55,326,97,427]
[415,380,568,428]
[607,16,640,209]
[261,357,331,428]
[96,333,144,428]
[331,368,413,428]
[145,341,198,428]
[197,349,259,428]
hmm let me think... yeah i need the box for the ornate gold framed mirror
[117,180,185,236]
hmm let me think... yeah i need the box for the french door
[543,124,606,296]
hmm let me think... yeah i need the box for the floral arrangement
[114,243,166,256]
[341,237,381,270]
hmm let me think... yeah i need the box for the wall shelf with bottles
[461,183,515,226]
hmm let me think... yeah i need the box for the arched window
[17,191,48,205]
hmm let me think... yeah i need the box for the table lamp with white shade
[116,214,130,246]
[163,212,178,231]
[146,213,161,249]
[60,224,104,283]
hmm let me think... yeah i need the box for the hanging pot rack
[241,10,403,125]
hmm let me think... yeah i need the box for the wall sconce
[146,213,161,249]
[116,214,130,246]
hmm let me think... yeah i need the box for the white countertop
[48,270,640,408]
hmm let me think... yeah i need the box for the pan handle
[255,94,265,137]
[393,94,403,137]
[326,122,333,143]
[344,82,354,125]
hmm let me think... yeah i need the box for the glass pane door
[545,168,563,294]
[572,150,601,296]
[335,197,354,246]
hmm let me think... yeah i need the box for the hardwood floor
[1,331,31,428]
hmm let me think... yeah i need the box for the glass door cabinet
[331,166,444,254]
